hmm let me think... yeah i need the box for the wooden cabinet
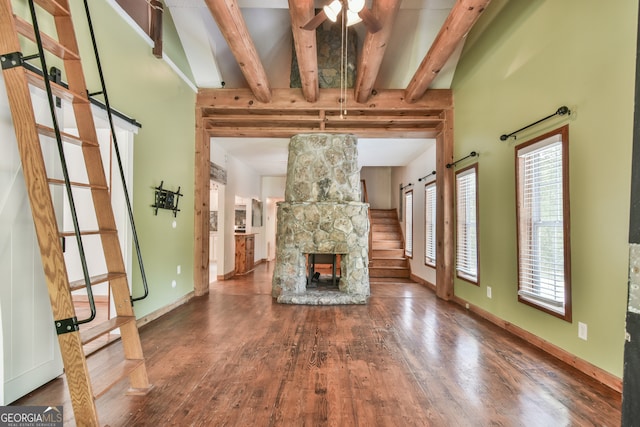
[235,234,255,275]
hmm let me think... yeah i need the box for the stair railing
[27,0,96,324]
[82,0,149,302]
[361,180,372,261]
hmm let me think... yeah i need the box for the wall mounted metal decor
[152,181,183,217]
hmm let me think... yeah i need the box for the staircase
[0,0,151,424]
[369,209,411,280]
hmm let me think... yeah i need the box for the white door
[0,74,64,404]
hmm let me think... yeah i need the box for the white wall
[262,176,286,261]
[391,143,437,285]
[211,141,265,275]
[360,167,392,209]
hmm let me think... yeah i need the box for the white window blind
[404,191,413,257]
[516,130,569,318]
[456,166,478,282]
[425,183,436,266]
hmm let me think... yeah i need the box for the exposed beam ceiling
[287,0,318,102]
[204,0,272,102]
[354,0,402,104]
[189,0,492,105]
[405,0,491,103]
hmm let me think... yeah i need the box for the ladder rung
[69,272,127,292]
[47,178,108,190]
[14,15,79,60]
[59,228,117,237]
[80,315,135,346]
[25,68,88,104]
[36,124,98,147]
[33,0,71,16]
[90,358,145,400]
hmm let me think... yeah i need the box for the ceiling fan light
[346,10,362,26]
[323,0,342,22]
[348,0,365,13]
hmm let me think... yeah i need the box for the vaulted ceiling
[164,0,494,175]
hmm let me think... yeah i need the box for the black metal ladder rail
[82,0,149,302]
[27,0,96,324]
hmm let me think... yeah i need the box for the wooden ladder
[0,0,151,424]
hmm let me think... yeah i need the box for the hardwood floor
[16,262,621,426]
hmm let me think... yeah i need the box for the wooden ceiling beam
[404,0,491,103]
[203,126,442,139]
[197,88,452,111]
[204,0,271,103]
[197,88,450,138]
[288,0,319,102]
[354,0,402,104]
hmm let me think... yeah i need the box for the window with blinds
[455,165,478,284]
[516,126,571,320]
[404,190,413,258]
[425,183,436,266]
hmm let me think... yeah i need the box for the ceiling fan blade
[358,8,381,33]
[302,9,328,31]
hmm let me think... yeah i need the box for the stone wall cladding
[285,134,361,203]
[272,134,370,305]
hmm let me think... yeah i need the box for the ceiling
[164,0,493,175]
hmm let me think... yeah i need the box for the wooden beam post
[194,106,210,296]
[436,109,454,300]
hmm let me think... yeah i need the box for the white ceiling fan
[302,0,381,33]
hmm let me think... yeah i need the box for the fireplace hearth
[272,134,370,305]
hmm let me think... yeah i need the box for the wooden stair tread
[25,68,88,104]
[81,316,135,346]
[33,0,71,16]
[59,228,117,237]
[47,178,108,190]
[14,15,79,60]
[70,271,127,291]
[36,123,97,146]
[90,358,145,400]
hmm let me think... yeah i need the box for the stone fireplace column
[272,134,370,305]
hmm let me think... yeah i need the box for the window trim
[455,164,480,285]
[515,125,572,322]
[424,181,436,267]
[404,190,413,258]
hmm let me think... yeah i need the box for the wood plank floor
[15,262,621,426]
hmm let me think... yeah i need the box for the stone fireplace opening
[272,134,370,305]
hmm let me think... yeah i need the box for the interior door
[0,75,64,404]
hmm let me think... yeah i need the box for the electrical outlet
[487,286,492,299]
[578,322,588,340]
[177,265,181,275]
[171,280,177,289]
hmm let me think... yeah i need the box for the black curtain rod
[418,171,436,181]
[446,151,477,169]
[400,183,414,190]
[500,106,570,141]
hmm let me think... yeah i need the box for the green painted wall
[65,1,197,318]
[452,0,637,377]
